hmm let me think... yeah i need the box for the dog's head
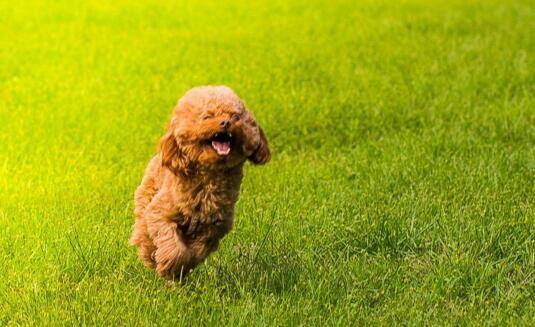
[159,86,270,174]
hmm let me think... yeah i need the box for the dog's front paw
[153,228,193,279]
[154,247,177,278]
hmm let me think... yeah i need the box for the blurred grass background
[0,0,533,325]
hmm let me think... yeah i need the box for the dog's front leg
[144,193,192,279]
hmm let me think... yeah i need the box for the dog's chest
[180,174,241,225]
[195,185,232,221]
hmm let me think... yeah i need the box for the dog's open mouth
[211,132,232,156]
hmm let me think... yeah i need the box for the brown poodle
[130,86,270,280]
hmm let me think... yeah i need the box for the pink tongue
[212,141,231,155]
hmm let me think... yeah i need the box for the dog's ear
[159,130,189,175]
[248,127,271,165]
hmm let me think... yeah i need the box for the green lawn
[1,0,534,325]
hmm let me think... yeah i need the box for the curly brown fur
[130,86,270,280]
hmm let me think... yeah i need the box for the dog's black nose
[220,120,230,129]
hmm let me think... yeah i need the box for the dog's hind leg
[133,157,159,221]
[130,157,160,266]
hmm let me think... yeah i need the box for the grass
[0,0,534,325]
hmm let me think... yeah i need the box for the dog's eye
[202,114,213,121]
[231,113,240,121]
